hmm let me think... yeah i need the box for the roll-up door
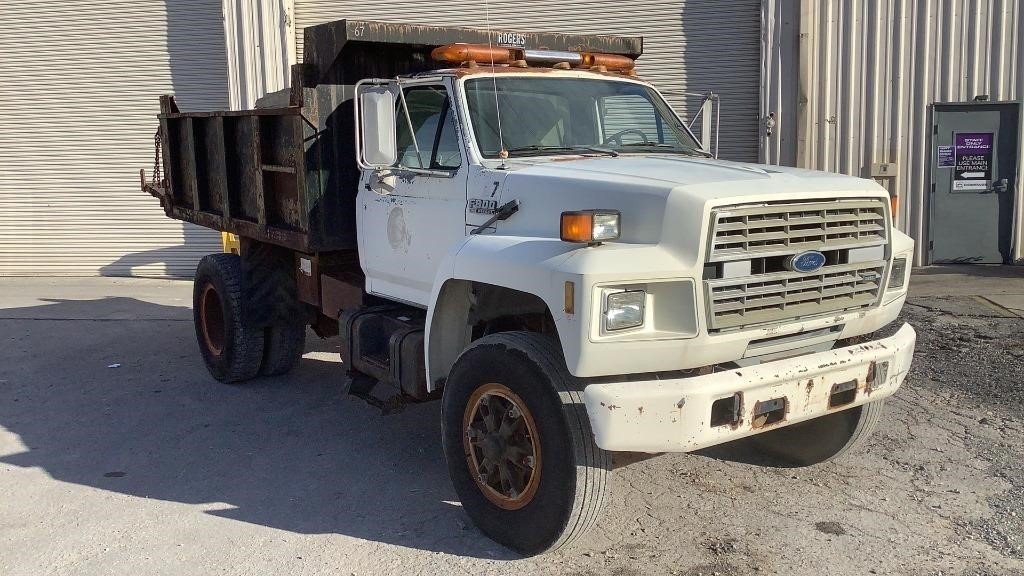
[292,1,761,161]
[0,0,227,276]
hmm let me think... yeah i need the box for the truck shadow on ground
[0,296,515,559]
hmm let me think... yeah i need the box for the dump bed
[148,95,321,250]
[143,19,643,253]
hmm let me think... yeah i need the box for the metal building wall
[762,0,1024,264]
[0,0,227,276]
[223,0,295,110]
[291,0,764,162]
[760,0,801,167]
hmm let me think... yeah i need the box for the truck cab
[144,20,915,556]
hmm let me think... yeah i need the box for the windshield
[464,76,703,158]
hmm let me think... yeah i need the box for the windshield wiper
[575,145,619,157]
[504,145,618,157]
[505,145,574,155]
[617,143,711,157]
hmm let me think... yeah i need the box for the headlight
[561,210,621,243]
[888,257,907,289]
[605,290,645,331]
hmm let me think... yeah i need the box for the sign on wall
[936,144,954,168]
[952,132,993,191]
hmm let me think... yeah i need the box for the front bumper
[583,323,916,452]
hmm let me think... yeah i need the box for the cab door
[357,78,468,306]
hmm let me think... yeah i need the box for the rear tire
[261,323,306,376]
[193,253,264,383]
[751,400,885,466]
[442,332,610,555]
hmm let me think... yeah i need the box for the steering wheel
[602,128,650,146]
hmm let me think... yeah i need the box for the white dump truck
[144,20,916,554]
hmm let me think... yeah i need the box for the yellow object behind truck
[222,232,239,254]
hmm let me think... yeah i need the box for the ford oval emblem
[786,250,827,273]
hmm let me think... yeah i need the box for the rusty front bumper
[583,323,916,452]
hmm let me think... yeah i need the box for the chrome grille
[708,199,887,262]
[704,198,890,332]
[705,262,886,330]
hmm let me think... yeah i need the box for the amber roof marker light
[431,43,521,66]
[581,52,635,71]
[430,43,637,72]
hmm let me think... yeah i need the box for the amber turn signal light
[560,210,621,243]
[561,212,593,243]
[889,193,899,220]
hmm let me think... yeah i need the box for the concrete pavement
[1,272,1022,576]
[911,265,1024,318]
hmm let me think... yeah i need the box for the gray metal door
[930,103,1019,264]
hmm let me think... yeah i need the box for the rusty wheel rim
[199,283,225,356]
[463,382,542,510]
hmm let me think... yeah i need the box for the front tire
[193,253,265,383]
[442,332,610,555]
[751,400,885,466]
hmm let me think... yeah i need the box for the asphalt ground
[1,269,1022,576]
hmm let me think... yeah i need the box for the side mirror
[681,90,719,158]
[355,82,397,169]
[698,97,713,153]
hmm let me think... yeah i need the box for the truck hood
[493,154,889,245]
[500,154,879,200]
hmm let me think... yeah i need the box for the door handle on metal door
[991,178,1008,194]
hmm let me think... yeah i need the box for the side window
[395,86,462,170]
[599,94,682,146]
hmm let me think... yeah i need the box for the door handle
[369,169,396,195]
[991,178,1008,194]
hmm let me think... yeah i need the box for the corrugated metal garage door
[293,1,761,162]
[0,0,227,277]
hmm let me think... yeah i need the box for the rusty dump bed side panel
[144,19,643,253]
[150,94,319,252]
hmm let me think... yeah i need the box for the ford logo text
[785,250,827,273]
